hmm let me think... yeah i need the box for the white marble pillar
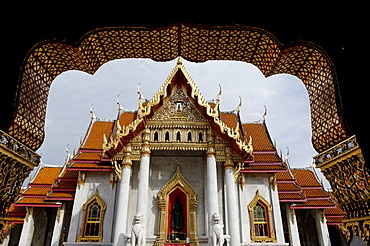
[314,209,331,246]
[269,175,286,244]
[285,205,300,246]
[224,148,241,246]
[135,128,151,245]
[113,144,133,246]
[19,207,34,246]
[51,204,65,246]
[206,129,219,244]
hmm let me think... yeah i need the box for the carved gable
[151,85,206,122]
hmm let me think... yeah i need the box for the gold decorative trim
[155,166,199,246]
[248,190,276,243]
[103,59,253,157]
[223,147,234,170]
[77,189,107,242]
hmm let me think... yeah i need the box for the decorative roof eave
[290,205,336,210]
[103,58,253,158]
[66,167,115,172]
[241,169,287,173]
[280,199,307,203]
[14,203,62,208]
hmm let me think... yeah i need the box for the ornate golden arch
[10,22,347,153]
[77,189,107,242]
[248,190,276,243]
[155,166,199,246]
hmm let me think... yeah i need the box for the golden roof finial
[236,96,242,113]
[177,56,183,65]
[89,104,96,120]
[216,84,222,103]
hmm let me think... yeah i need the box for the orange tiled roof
[291,169,322,187]
[303,189,329,198]
[82,121,114,150]
[58,169,78,179]
[292,199,335,207]
[276,171,295,181]
[48,191,75,198]
[243,164,286,170]
[278,193,305,200]
[30,167,62,185]
[253,154,281,162]
[277,183,301,191]
[325,207,345,215]
[6,204,26,214]
[74,152,103,161]
[69,162,113,169]
[242,123,274,151]
[16,197,59,206]
[22,187,50,196]
[52,181,77,189]
[326,217,344,223]
[119,112,137,127]
[220,113,238,129]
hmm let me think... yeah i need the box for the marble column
[51,204,65,246]
[19,207,34,246]
[206,129,219,243]
[113,144,133,246]
[224,147,241,246]
[285,205,300,246]
[135,128,151,245]
[269,175,285,244]
[314,209,331,246]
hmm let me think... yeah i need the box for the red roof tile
[291,169,322,187]
[303,189,329,198]
[220,113,238,129]
[82,121,114,150]
[30,167,62,185]
[242,123,274,151]
[119,112,137,127]
[277,183,301,191]
[74,152,102,161]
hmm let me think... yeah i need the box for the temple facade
[2,59,345,246]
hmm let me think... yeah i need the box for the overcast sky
[36,58,328,186]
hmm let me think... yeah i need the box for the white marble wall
[126,150,225,244]
[239,173,288,246]
[66,171,116,244]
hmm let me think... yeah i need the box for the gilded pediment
[150,85,206,122]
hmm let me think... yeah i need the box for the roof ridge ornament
[177,56,183,65]
[116,94,123,112]
[261,105,267,122]
[90,104,96,120]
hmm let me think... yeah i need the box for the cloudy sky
[36,58,327,186]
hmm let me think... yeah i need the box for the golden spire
[177,56,183,65]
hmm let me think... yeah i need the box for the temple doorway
[155,167,199,246]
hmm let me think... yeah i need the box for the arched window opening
[85,202,101,237]
[187,132,192,141]
[248,190,276,243]
[77,190,106,242]
[253,203,268,237]
[176,131,181,141]
[154,131,159,141]
[165,131,170,141]
[198,132,203,142]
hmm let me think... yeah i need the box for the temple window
[248,190,276,243]
[176,131,181,141]
[165,131,170,141]
[187,132,192,141]
[77,190,106,242]
[253,203,268,237]
[198,132,203,142]
[154,131,159,141]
